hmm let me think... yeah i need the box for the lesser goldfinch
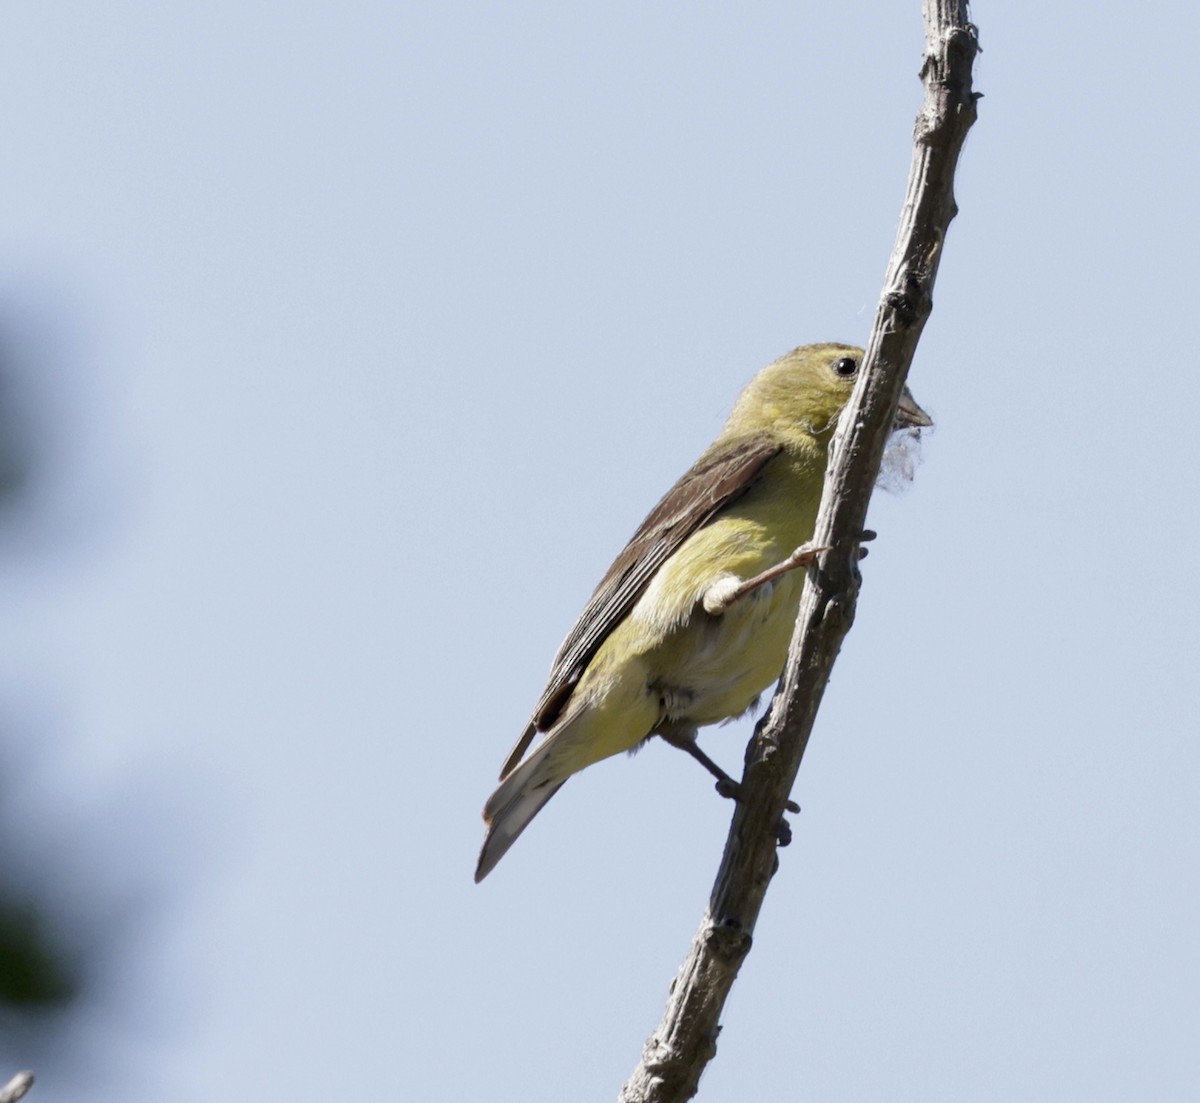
[475,343,930,881]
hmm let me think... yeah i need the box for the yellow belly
[651,566,805,725]
[586,526,812,737]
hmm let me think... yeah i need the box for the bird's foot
[715,776,800,817]
[702,541,830,615]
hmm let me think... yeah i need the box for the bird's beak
[893,386,933,430]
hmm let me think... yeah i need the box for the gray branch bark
[0,1072,34,1103]
[618,4,979,1101]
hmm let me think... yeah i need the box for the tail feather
[474,741,568,882]
[475,673,655,881]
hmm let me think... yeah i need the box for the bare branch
[0,1072,34,1103]
[619,4,979,1101]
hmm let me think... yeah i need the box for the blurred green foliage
[0,902,78,1008]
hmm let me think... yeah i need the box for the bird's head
[725,343,931,444]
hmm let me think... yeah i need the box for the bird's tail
[475,669,657,881]
[474,736,569,882]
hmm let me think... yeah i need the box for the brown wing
[498,435,781,779]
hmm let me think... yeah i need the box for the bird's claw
[715,777,800,817]
[714,777,740,802]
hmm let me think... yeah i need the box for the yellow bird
[475,343,930,881]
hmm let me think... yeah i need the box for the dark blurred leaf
[0,363,36,515]
[0,902,79,1009]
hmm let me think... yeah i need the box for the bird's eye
[832,357,858,377]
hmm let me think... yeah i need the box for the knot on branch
[885,257,935,331]
[821,592,857,632]
[918,23,979,115]
[945,24,981,71]
[703,916,753,963]
[639,1030,718,1078]
[885,288,918,329]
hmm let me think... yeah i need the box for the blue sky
[2,2,1198,1100]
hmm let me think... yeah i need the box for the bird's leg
[703,541,830,615]
[657,723,800,815]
